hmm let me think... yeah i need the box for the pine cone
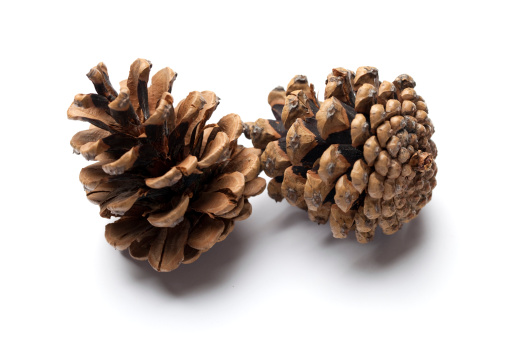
[244,67,437,243]
[68,59,266,271]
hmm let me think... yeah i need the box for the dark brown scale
[137,80,150,120]
[90,94,111,108]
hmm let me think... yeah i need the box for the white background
[1,0,506,337]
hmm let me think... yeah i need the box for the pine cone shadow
[272,201,427,269]
[347,213,427,269]
[119,228,247,296]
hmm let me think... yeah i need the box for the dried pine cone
[244,67,437,243]
[68,59,266,271]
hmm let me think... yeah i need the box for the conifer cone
[244,67,437,243]
[68,59,265,271]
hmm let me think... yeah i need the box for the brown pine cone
[68,59,266,271]
[244,67,437,243]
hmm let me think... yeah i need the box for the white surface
[1,1,506,337]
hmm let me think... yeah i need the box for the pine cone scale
[147,195,190,228]
[67,95,119,132]
[148,67,177,113]
[127,58,152,121]
[187,215,225,251]
[105,216,152,251]
[86,62,118,101]
[147,221,190,272]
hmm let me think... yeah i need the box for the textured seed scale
[68,59,266,271]
[244,67,437,243]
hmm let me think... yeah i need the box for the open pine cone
[68,59,265,271]
[244,67,437,243]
